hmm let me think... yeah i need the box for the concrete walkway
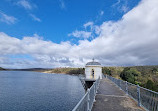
[92,78,145,111]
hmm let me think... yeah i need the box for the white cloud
[0,0,158,68]
[84,22,94,30]
[112,0,129,13]
[112,0,121,7]
[100,11,104,16]
[0,11,17,24]
[68,30,92,39]
[69,22,95,39]
[84,22,94,28]
[17,0,34,10]
[59,0,66,9]
[121,5,129,13]
[70,21,99,38]
[29,14,41,22]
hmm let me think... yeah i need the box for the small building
[79,59,102,90]
[85,59,102,80]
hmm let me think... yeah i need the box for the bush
[68,68,85,74]
[152,68,158,74]
[120,67,141,84]
[146,80,154,90]
[102,67,111,75]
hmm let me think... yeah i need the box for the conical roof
[86,59,101,66]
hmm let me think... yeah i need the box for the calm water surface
[0,71,84,111]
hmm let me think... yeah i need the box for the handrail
[72,78,100,111]
[105,75,158,111]
[72,91,89,111]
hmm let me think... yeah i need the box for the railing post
[125,81,128,95]
[87,89,90,111]
[96,81,98,93]
[94,83,96,102]
[137,85,141,107]
[96,80,98,93]
[119,80,121,89]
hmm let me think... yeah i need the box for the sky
[0,0,158,68]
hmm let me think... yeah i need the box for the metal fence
[72,78,100,111]
[106,75,158,111]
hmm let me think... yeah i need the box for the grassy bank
[40,68,85,75]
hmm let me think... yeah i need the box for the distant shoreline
[1,66,158,92]
[0,67,84,75]
[35,68,84,75]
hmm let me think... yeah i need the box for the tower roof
[86,59,101,66]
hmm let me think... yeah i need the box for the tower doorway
[92,69,94,78]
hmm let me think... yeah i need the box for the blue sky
[0,0,140,43]
[1,0,158,68]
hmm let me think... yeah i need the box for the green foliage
[146,80,154,90]
[120,67,141,84]
[45,68,85,75]
[102,67,111,75]
[43,65,158,92]
[68,68,85,74]
[102,67,123,78]
[152,68,158,74]
[50,66,158,92]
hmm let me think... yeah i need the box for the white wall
[85,66,102,79]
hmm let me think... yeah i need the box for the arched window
[92,69,94,78]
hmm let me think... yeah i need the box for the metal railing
[72,78,100,111]
[106,75,158,111]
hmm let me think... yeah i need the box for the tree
[102,67,111,75]
[120,68,141,84]
[146,80,154,90]
[152,68,158,74]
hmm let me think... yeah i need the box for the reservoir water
[0,71,84,111]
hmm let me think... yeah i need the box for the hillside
[11,68,51,71]
[0,67,5,70]
[102,66,158,92]
[40,65,158,92]
[2,65,156,92]
[41,68,85,75]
